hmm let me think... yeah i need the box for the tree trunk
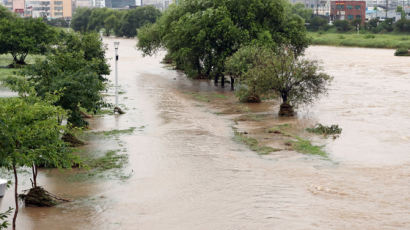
[279,93,294,116]
[214,75,219,85]
[230,77,235,91]
[12,164,18,230]
[278,103,294,117]
[221,75,225,88]
[32,163,37,188]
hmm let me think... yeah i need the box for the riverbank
[308,32,410,49]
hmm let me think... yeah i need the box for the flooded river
[1,39,409,229]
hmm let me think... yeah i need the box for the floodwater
[1,39,409,229]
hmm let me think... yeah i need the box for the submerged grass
[267,123,293,137]
[185,91,228,103]
[266,124,328,157]
[288,137,327,157]
[233,129,281,155]
[90,127,137,136]
[306,124,342,136]
[309,32,410,49]
[235,113,268,122]
[67,149,130,182]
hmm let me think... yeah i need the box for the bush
[308,16,328,31]
[395,19,410,33]
[334,20,352,32]
[394,47,410,56]
[306,124,342,135]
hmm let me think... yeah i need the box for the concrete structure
[331,1,366,23]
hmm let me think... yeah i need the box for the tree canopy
[0,94,78,229]
[70,6,161,37]
[23,50,106,127]
[0,17,55,65]
[225,45,332,115]
[137,0,309,79]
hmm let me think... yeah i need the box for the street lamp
[113,41,124,114]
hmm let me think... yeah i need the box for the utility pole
[113,41,124,114]
[385,0,388,18]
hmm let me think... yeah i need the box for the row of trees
[1,6,110,229]
[137,0,331,116]
[71,6,161,37]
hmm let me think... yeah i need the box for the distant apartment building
[75,0,92,7]
[290,0,331,16]
[12,0,25,15]
[26,0,72,18]
[330,1,366,23]
[141,0,173,10]
[1,0,13,11]
[106,0,135,8]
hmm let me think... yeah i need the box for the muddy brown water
[1,38,409,229]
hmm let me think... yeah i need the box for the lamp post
[114,41,124,114]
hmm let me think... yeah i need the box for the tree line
[137,0,331,116]
[71,6,161,37]
[0,5,110,229]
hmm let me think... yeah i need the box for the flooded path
[1,39,409,229]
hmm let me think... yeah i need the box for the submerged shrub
[394,47,410,56]
[306,124,342,135]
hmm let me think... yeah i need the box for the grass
[67,149,130,182]
[184,91,227,102]
[89,127,137,136]
[309,32,410,49]
[288,137,327,157]
[267,124,293,137]
[0,54,43,67]
[233,129,281,155]
[234,113,268,122]
[88,149,128,170]
[266,124,328,157]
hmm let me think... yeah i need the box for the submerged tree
[137,0,309,82]
[226,45,331,115]
[0,94,78,230]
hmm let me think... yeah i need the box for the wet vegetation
[0,9,113,229]
[233,129,281,155]
[90,127,137,137]
[184,92,228,103]
[68,149,130,182]
[394,47,410,56]
[288,137,327,157]
[306,124,342,136]
[0,207,12,230]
